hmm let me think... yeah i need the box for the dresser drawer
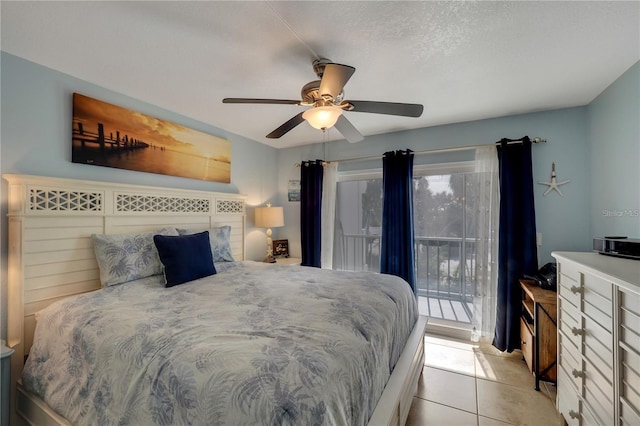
[558,334,583,391]
[581,401,607,426]
[620,309,640,349]
[557,368,581,426]
[559,332,582,371]
[559,299,582,348]
[559,274,582,309]
[584,338,613,379]
[583,315,613,370]
[558,260,582,284]
[520,317,534,372]
[621,397,640,426]
[583,284,612,328]
[583,300,612,334]
[620,288,640,314]
[620,298,640,426]
[583,360,615,426]
[620,343,640,416]
[620,289,640,351]
[583,273,612,302]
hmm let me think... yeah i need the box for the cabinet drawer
[558,334,583,391]
[520,317,534,372]
[620,343,640,416]
[559,275,582,309]
[583,273,613,302]
[581,401,607,426]
[621,397,640,426]
[583,361,615,426]
[558,333,583,376]
[620,289,640,350]
[583,285,612,329]
[558,260,582,284]
[583,315,613,370]
[557,368,581,426]
[584,339,613,380]
[620,307,640,350]
[620,290,640,426]
[559,299,582,349]
[620,288,640,313]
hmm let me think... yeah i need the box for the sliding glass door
[334,163,481,331]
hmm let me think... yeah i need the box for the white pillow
[92,227,178,287]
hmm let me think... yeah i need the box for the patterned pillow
[177,226,234,262]
[153,232,216,287]
[92,227,179,287]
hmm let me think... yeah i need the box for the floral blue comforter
[23,261,418,425]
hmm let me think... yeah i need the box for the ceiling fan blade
[347,100,423,117]
[223,98,301,105]
[266,112,305,139]
[334,115,364,143]
[319,63,356,99]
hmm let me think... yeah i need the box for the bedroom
[1,1,639,425]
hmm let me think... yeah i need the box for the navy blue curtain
[300,160,324,267]
[493,137,539,352]
[381,150,416,292]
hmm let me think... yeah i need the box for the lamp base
[263,255,276,263]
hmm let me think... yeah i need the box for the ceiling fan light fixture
[302,106,342,130]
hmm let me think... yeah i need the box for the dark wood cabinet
[520,279,557,390]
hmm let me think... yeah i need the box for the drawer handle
[570,285,583,294]
[568,410,580,419]
[572,369,585,378]
[571,327,585,336]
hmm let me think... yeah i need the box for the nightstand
[275,257,301,266]
[1,340,14,426]
[520,279,557,391]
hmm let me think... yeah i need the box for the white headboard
[3,174,246,382]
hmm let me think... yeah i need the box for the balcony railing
[336,234,476,323]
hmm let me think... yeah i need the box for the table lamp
[255,203,284,263]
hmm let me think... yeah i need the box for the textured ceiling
[2,1,639,148]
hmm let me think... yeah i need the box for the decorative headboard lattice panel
[4,174,246,397]
[29,188,103,212]
[115,193,211,213]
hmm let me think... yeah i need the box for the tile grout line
[422,334,557,426]
[412,395,480,417]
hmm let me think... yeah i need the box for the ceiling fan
[222,58,424,143]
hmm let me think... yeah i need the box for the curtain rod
[295,136,546,167]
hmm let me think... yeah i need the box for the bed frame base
[368,315,427,426]
[16,381,70,426]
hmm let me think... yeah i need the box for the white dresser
[552,251,640,426]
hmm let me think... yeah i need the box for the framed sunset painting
[72,93,231,183]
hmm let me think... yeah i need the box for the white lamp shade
[255,206,284,228]
[302,106,342,130]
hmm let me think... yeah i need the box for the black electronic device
[524,262,558,291]
[593,236,640,260]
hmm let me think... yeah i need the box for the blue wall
[278,62,640,264]
[278,107,592,265]
[277,62,639,265]
[0,53,279,338]
[588,62,640,238]
[2,51,638,340]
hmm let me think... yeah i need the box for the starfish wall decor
[539,162,570,196]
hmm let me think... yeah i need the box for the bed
[4,174,427,426]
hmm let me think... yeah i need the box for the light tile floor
[406,334,564,426]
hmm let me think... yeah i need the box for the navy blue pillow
[153,231,216,287]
